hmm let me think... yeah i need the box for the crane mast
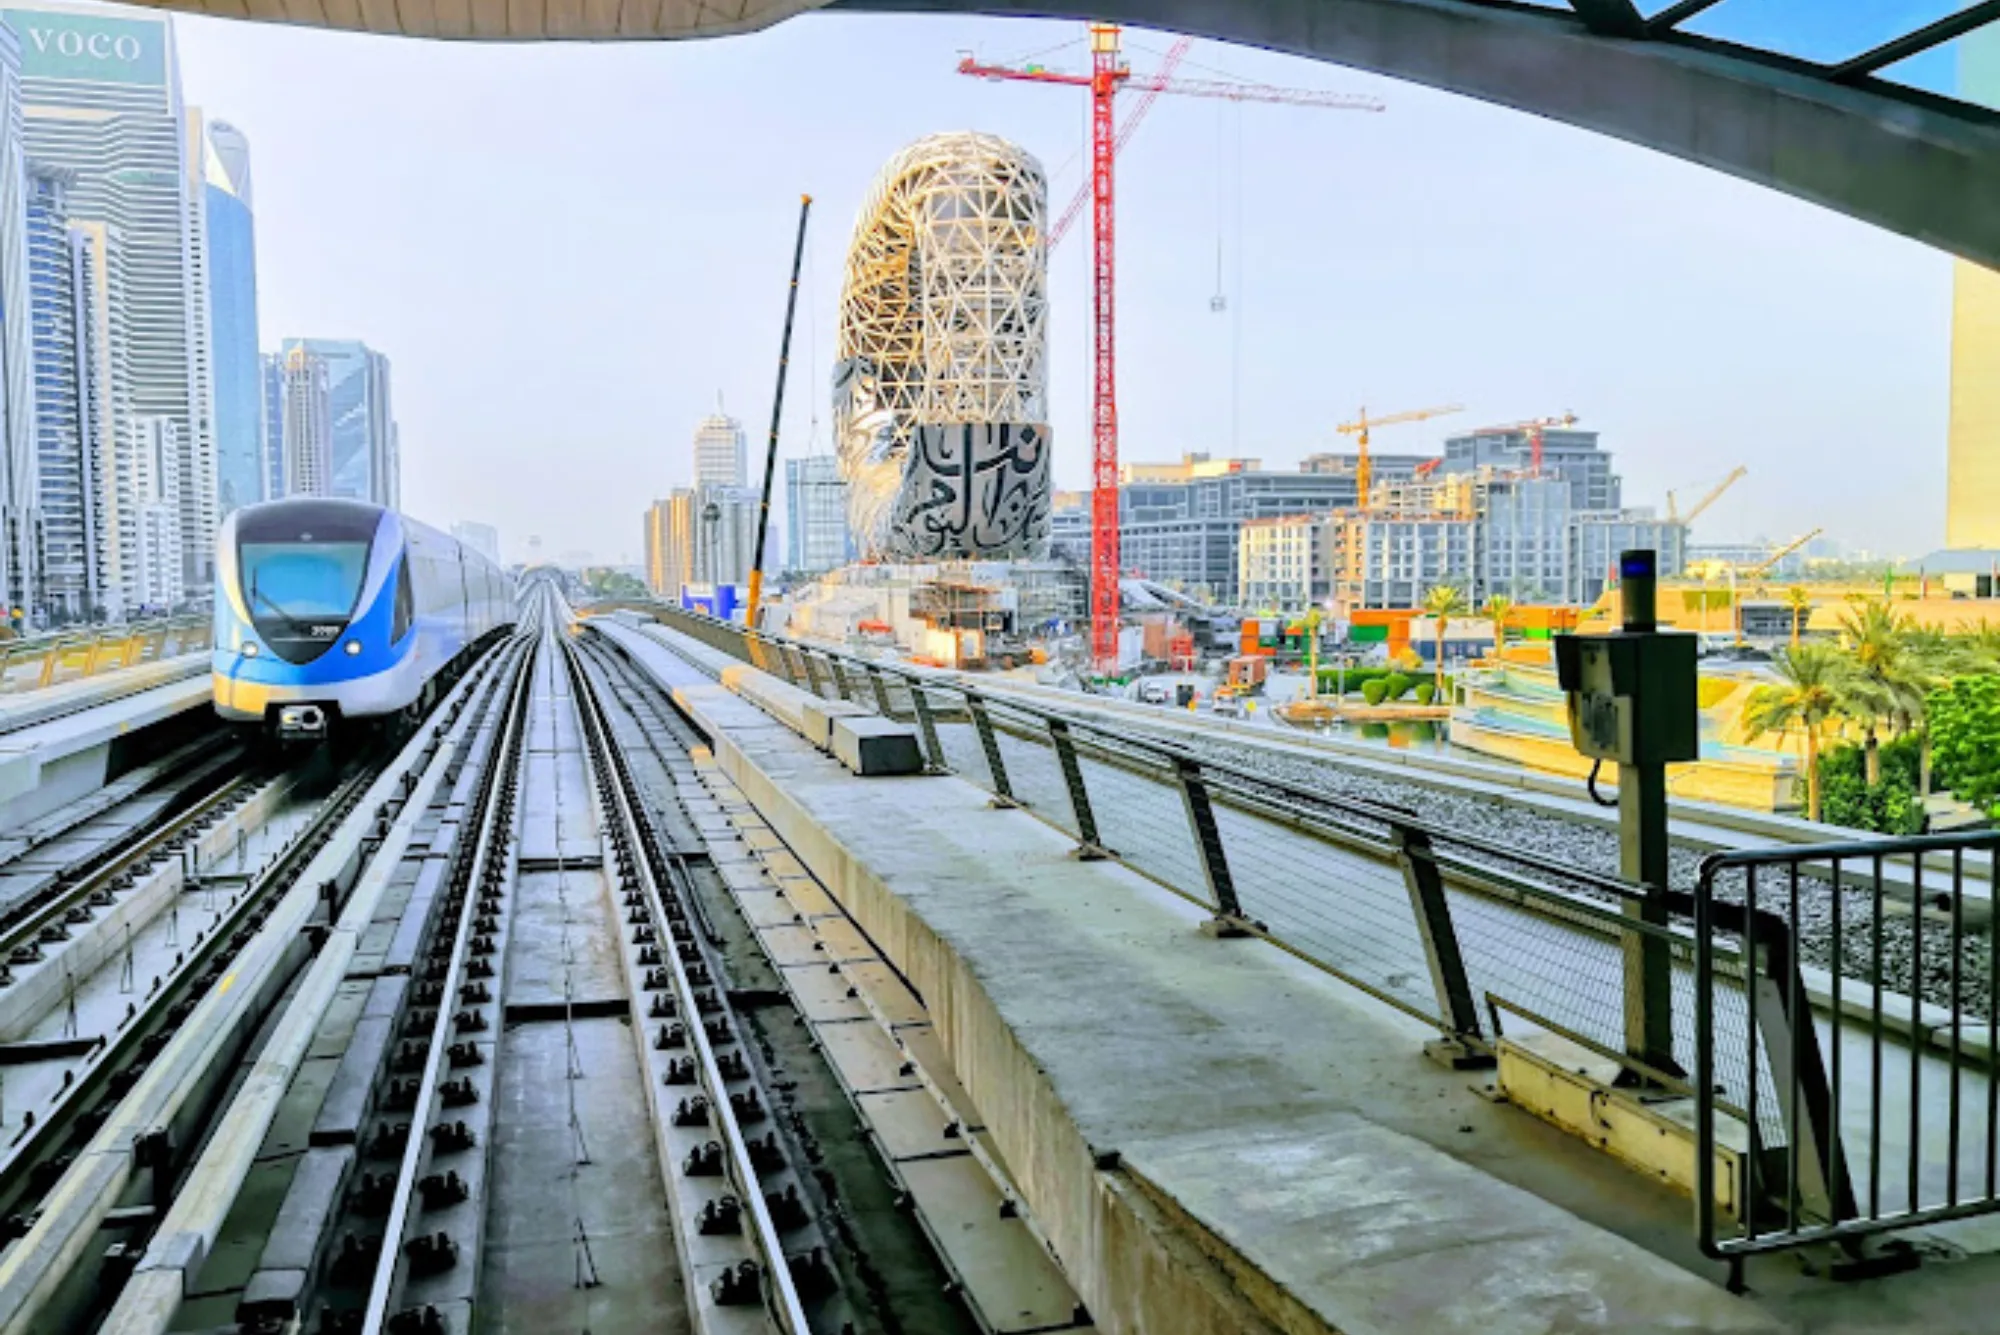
[959,26,1383,670]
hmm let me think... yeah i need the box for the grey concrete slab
[897,1154,1082,1335]
[816,1018,919,1096]
[503,869,627,1010]
[481,1011,688,1335]
[779,962,871,1024]
[856,1087,960,1161]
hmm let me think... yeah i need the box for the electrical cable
[1586,757,1619,808]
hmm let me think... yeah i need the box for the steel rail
[561,634,812,1335]
[0,767,257,962]
[357,636,535,1335]
[0,758,378,1237]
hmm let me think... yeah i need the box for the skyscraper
[693,411,745,488]
[280,338,396,507]
[644,490,696,596]
[0,24,37,621]
[68,218,132,618]
[26,162,112,621]
[131,414,180,609]
[5,3,214,588]
[260,350,284,498]
[281,345,330,496]
[198,113,261,519]
[785,455,853,574]
[1949,28,2000,548]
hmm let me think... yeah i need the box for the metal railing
[0,616,210,693]
[624,605,1724,1069]
[635,604,2000,1268]
[1694,833,2000,1276]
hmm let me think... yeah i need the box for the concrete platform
[0,661,213,830]
[596,622,1783,1335]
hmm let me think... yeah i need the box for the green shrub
[1929,676,2000,806]
[1817,739,1925,835]
[1414,682,1436,705]
[1315,665,1390,696]
[1360,679,1389,706]
[1383,672,1413,701]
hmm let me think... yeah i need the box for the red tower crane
[1476,411,1579,476]
[959,26,1383,670]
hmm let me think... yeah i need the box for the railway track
[0,638,523,1335]
[0,587,1062,1335]
[563,632,826,1333]
[0,745,261,979]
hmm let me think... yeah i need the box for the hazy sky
[169,7,1952,566]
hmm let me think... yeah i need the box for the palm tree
[1423,584,1469,693]
[1839,599,1923,784]
[1782,585,1812,651]
[1483,594,1514,659]
[1742,642,1851,822]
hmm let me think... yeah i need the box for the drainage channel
[574,629,1088,1335]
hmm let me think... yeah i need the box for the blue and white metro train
[213,498,516,739]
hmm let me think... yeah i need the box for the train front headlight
[241,641,258,658]
[344,639,362,656]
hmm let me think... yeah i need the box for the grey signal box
[1552,632,1699,766]
[1552,549,1700,767]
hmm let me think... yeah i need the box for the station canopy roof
[114,0,2000,121]
[131,0,830,40]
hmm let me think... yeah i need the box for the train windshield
[240,542,369,620]
[235,502,382,662]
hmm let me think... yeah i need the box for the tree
[1483,594,1514,659]
[1742,642,1851,823]
[1423,584,1469,694]
[1782,585,1812,651]
[1838,599,1926,784]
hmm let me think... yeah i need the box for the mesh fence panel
[1067,742,1214,910]
[981,705,1083,843]
[1209,795,1440,1021]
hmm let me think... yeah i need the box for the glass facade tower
[200,115,260,517]
[279,337,396,507]
[25,162,108,620]
[5,3,215,589]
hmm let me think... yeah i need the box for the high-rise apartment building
[281,345,330,496]
[450,520,500,565]
[6,3,214,589]
[697,483,757,586]
[26,162,112,621]
[1238,514,1328,613]
[1949,29,2000,548]
[130,414,180,609]
[0,24,36,620]
[280,338,396,507]
[260,350,283,498]
[784,455,853,574]
[68,218,130,617]
[198,113,260,518]
[1438,427,1619,512]
[644,490,696,596]
[1329,468,1682,611]
[693,411,745,488]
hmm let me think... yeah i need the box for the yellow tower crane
[1666,465,1748,526]
[1337,404,1464,506]
[1744,528,1823,580]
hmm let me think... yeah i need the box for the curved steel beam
[847,0,2000,269]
